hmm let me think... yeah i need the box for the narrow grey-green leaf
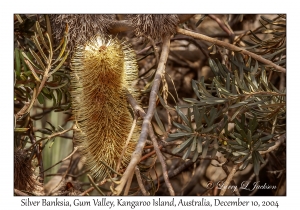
[172,121,192,132]
[154,109,166,133]
[259,134,275,142]
[201,138,210,158]
[197,136,203,153]
[190,136,197,152]
[176,107,189,126]
[182,145,192,160]
[172,136,194,154]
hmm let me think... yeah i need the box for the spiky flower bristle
[70,35,139,180]
[129,14,179,40]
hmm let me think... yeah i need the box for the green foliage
[167,15,286,176]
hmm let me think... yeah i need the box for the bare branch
[176,27,286,73]
[149,125,175,196]
[114,35,171,195]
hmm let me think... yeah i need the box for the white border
[2,1,297,209]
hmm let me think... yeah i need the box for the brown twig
[114,35,171,195]
[219,163,241,196]
[116,116,137,173]
[178,14,195,23]
[208,15,235,41]
[29,129,44,183]
[41,146,79,174]
[14,189,29,196]
[260,133,285,155]
[222,164,240,196]
[108,20,133,34]
[135,166,149,195]
[176,27,286,73]
[140,146,162,162]
[26,127,73,151]
[149,126,175,196]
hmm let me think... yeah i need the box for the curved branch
[176,27,286,73]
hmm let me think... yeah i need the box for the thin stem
[135,167,149,195]
[176,27,286,73]
[219,164,241,196]
[114,35,171,195]
[149,125,175,196]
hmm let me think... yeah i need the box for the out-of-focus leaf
[172,136,193,154]
[190,136,197,152]
[259,134,275,142]
[176,107,189,126]
[201,137,210,158]
[154,109,166,134]
[182,145,192,160]
[14,128,29,132]
[197,136,203,153]
[37,93,45,104]
[196,15,207,27]
[252,151,260,175]
[172,121,192,132]
[35,21,49,50]
[167,132,193,142]
[15,48,21,78]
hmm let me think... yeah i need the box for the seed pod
[70,35,140,180]
[50,15,115,52]
[128,14,179,40]
[14,149,41,192]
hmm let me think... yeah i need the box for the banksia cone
[70,35,140,180]
[49,15,115,52]
[14,149,41,192]
[129,14,179,40]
